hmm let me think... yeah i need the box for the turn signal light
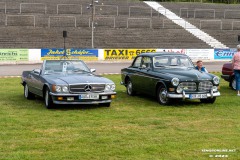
[169,88,175,92]
[57,97,63,100]
[111,95,116,99]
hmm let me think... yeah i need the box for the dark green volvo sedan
[121,52,220,105]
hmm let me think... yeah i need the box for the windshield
[153,55,194,68]
[43,60,90,74]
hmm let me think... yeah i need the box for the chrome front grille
[69,84,105,93]
[198,81,213,91]
[178,82,197,91]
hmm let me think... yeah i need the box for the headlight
[105,84,115,91]
[176,86,183,93]
[62,86,69,92]
[55,85,62,92]
[213,76,220,85]
[111,84,116,90]
[53,85,69,93]
[212,86,218,92]
[171,78,180,86]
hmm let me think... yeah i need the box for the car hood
[154,67,215,81]
[43,73,114,85]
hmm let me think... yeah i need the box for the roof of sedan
[138,52,187,57]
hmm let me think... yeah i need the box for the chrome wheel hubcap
[159,89,167,103]
[232,79,236,90]
[25,85,28,97]
[45,91,49,106]
[127,82,132,94]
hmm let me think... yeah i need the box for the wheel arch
[155,81,167,96]
[229,75,236,89]
[42,84,50,97]
[124,75,131,85]
[22,81,26,86]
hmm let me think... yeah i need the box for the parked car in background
[121,52,220,105]
[221,62,235,90]
[21,60,116,109]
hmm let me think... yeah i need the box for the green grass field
[0,74,239,160]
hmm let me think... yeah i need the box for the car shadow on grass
[49,104,110,110]
[134,93,207,108]
[20,95,111,110]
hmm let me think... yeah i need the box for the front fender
[155,81,169,96]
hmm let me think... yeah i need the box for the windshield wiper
[155,65,166,68]
[72,69,90,73]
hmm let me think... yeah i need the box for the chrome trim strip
[69,83,107,85]
[132,72,169,81]
[50,92,116,96]
[53,100,112,104]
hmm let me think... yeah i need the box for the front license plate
[189,94,207,99]
[79,94,99,100]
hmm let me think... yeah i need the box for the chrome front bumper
[50,92,116,96]
[50,92,116,104]
[167,91,220,100]
[53,99,112,105]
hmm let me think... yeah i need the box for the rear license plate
[79,94,99,100]
[189,94,207,99]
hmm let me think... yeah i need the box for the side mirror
[90,68,96,72]
[141,64,147,69]
[33,69,41,75]
[140,65,150,71]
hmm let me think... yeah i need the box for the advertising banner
[104,49,157,60]
[157,49,213,61]
[41,49,98,61]
[186,49,214,61]
[157,49,186,54]
[0,49,28,61]
[214,48,237,60]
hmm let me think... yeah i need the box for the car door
[128,56,143,92]
[28,69,44,96]
[138,56,155,93]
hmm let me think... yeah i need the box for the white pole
[91,0,94,48]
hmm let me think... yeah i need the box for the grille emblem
[84,85,92,92]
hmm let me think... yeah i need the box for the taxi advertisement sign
[104,49,157,60]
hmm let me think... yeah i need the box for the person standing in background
[232,44,240,96]
[195,60,208,72]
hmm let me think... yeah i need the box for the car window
[44,60,90,74]
[132,57,142,68]
[154,56,169,67]
[153,56,193,68]
[179,57,192,66]
[141,56,152,69]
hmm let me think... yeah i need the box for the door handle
[27,74,32,78]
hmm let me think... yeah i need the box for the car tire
[157,85,171,105]
[99,103,111,107]
[44,88,54,109]
[200,97,216,104]
[230,77,236,90]
[126,80,136,96]
[24,84,35,99]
